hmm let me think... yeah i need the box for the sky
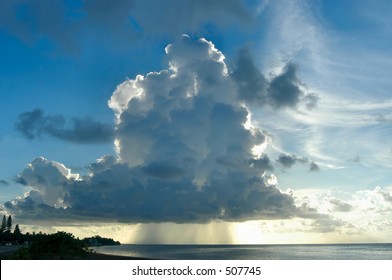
[0,0,392,244]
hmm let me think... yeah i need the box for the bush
[12,231,92,259]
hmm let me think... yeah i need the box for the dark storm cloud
[6,36,323,224]
[0,0,252,52]
[15,108,114,144]
[0,180,10,186]
[249,155,274,171]
[15,109,55,139]
[277,154,297,168]
[88,155,117,174]
[231,49,268,104]
[268,64,303,108]
[142,162,186,179]
[5,156,300,223]
[309,162,320,172]
[14,176,28,186]
[231,48,318,109]
[276,153,309,169]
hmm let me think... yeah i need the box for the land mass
[0,230,130,260]
[1,215,144,259]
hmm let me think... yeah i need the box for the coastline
[0,246,152,260]
[84,251,153,260]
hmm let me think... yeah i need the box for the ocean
[92,243,392,260]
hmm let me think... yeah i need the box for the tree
[20,231,91,259]
[6,215,12,232]
[14,224,21,236]
[0,215,6,233]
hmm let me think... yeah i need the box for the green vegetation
[0,215,121,259]
[0,215,6,233]
[83,235,121,246]
[0,215,24,245]
[11,231,93,259]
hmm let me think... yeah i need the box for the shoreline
[0,246,153,260]
[85,251,153,260]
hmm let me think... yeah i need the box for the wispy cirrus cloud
[249,0,392,173]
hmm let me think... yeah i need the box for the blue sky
[1,0,392,244]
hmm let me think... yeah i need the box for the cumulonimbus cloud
[6,35,320,224]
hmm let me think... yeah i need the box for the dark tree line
[0,215,24,245]
[1,215,121,259]
[83,235,121,246]
[0,215,13,233]
[11,231,93,259]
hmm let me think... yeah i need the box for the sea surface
[92,244,392,260]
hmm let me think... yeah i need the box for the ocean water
[92,244,392,260]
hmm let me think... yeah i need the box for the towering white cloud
[6,36,309,223]
[5,34,392,243]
